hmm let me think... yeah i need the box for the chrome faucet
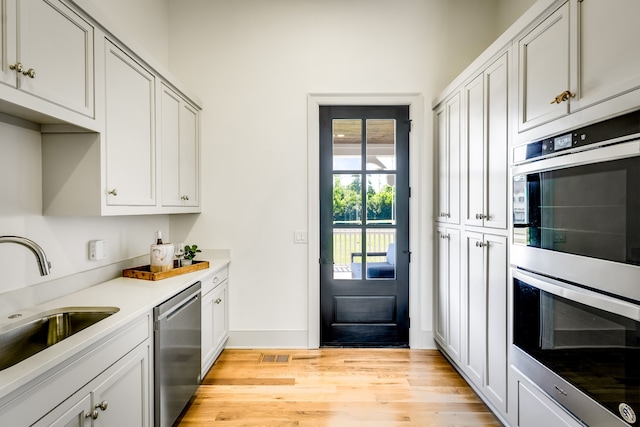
[0,236,52,276]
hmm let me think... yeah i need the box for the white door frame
[307,93,430,348]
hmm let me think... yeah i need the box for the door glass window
[331,117,398,280]
[332,119,362,170]
[366,119,396,170]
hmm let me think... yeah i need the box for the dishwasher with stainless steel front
[154,281,201,427]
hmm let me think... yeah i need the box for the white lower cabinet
[0,315,150,427]
[464,231,508,414]
[201,268,229,378]
[509,367,584,427]
[37,342,150,427]
[434,227,462,364]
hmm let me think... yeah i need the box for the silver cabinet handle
[475,241,487,248]
[9,62,23,73]
[86,409,99,420]
[22,68,36,78]
[95,400,108,411]
[214,298,222,304]
[108,189,118,196]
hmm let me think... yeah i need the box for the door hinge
[408,119,413,132]
[409,186,412,198]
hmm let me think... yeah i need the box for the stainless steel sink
[0,306,119,371]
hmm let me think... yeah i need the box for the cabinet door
[484,54,508,230]
[435,227,462,363]
[212,281,228,352]
[161,84,200,208]
[201,287,215,376]
[42,394,91,427]
[464,74,484,228]
[0,0,16,87]
[569,0,640,112]
[17,0,94,117]
[435,92,461,223]
[434,227,449,345]
[160,85,182,206]
[465,231,485,387]
[484,234,507,411]
[518,2,570,132]
[105,40,156,207]
[518,382,578,427]
[179,101,199,206]
[92,344,150,427]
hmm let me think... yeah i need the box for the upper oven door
[511,139,640,301]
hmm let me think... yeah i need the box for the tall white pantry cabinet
[433,0,640,426]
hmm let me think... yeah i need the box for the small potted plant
[182,244,201,266]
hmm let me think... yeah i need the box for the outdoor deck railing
[332,228,395,267]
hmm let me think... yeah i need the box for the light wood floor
[176,349,502,426]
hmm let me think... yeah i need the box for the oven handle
[511,138,640,175]
[513,268,640,321]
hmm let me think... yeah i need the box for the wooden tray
[123,260,209,281]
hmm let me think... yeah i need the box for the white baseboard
[227,329,437,349]
[227,330,310,348]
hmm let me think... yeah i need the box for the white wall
[496,0,537,35]
[71,0,170,68]
[167,0,503,347]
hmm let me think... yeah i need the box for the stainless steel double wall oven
[511,109,640,426]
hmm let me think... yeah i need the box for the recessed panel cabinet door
[105,40,156,207]
[0,0,16,87]
[435,93,460,224]
[17,0,94,117]
[518,2,570,132]
[569,0,640,112]
[161,84,199,208]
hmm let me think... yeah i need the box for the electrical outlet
[294,230,308,244]
[89,240,108,260]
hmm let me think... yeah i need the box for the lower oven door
[512,268,640,426]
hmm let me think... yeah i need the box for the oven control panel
[513,108,640,163]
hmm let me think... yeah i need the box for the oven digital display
[553,133,572,151]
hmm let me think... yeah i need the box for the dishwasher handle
[156,285,201,322]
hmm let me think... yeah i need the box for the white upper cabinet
[517,2,570,133]
[568,0,640,112]
[0,0,94,124]
[160,83,200,211]
[104,40,156,208]
[464,53,508,230]
[517,0,640,139]
[435,92,461,224]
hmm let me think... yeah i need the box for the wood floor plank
[176,349,502,426]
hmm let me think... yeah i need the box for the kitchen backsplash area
[0,116,172,311]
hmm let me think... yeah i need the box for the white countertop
[0,254,230,401]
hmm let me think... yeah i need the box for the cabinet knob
[108,189,118,196]
[22,68,36,78]
[214,298,222,304]
[9,62,23,73]
[85,409,99,420]
[95,400,108,411]
[550,90,575,104]
[475,241,487,248]
[181,195,190,201]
